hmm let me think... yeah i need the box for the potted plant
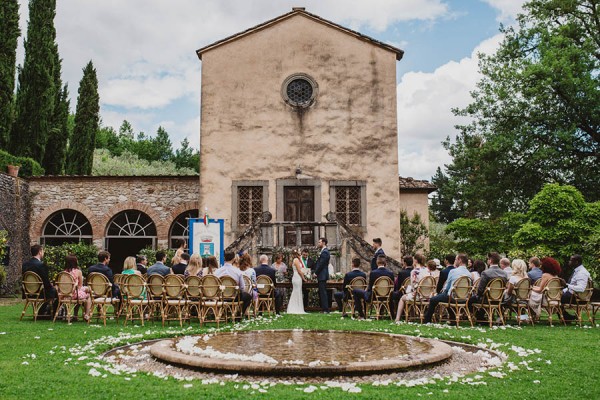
[6,164,20,177]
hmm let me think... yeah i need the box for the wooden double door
[284,186,315,246]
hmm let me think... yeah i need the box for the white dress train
[287,264,306,314]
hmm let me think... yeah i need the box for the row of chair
[340,275,596,327]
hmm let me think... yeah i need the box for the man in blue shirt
[147,251,172,276]
[423,253,471,324]
[215,251,252,315]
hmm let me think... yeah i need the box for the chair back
[450,276,472,301]
[575,280,594,303]
[147,274,165,299]
[372,276,394,299]
[88,272,111,297]
[544,278,563,301]
[124,274,145,299]
[164,275,185,299]
[484,278,505,303]
[22,271,44,298]
[533,278,542,287]
[242,275,253,294]
[347,276,367,294]
[513,278,531,301]
[55,272,76,297]
[113,274,124,286]
[416,276,436,298]
[185,275,202,298]
[201,274,222,299]
[400,277,411,294]
[220,276,240,300]
[472,278,480,294]
[256,275,274,296]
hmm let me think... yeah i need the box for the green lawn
[0,302,598,399]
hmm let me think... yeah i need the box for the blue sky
[16,0,526,180]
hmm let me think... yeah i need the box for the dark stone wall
[0,172,30,295]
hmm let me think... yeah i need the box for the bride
[287,249,307,314]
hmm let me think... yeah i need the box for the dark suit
[22,257,56,300]
[391,267,413,315]
[136,263,147,274]
[371,248,385,271]
[171,262,187,275]
[469,265,507,317]
[353,267,395,318]
[315,247,331,312]
[334,269,367,312]
[302,257,315,308]
[254,264,283,313]
[437,265,454,293]
[88,263,120,298]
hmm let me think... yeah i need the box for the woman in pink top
[65,255,92,322]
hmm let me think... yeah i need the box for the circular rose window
[282,74,318,108]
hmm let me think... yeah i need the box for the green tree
[173,138,200,172]
[400,210,429,256]
[0,0,20,149]
[92,148,196,176]
[65,61,99,175]
[437,0,600,220]
[42,83,70,174]
[10,0,58,163]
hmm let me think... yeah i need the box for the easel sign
[189,218,224,266]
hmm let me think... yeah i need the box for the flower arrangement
[329,272,344,281]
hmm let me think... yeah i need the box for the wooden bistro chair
[505,278,533,326]
[563,280,595,327]
[256,275,276,316]
[163,275,188,327]
[404,275,436,323]
[435,276,473,327]
[220,276,243,323]
[87,272,121,325]
[21,271,53,322]
[367,276,394,320]
[199,275,223,327]
[399,277,411,296]
[542,277,566,326]
[342,276,367,317]
[53,272,82,323]
[242,275,256,318]
[146,274,165,323]
[122,274,147,326]
[472,278,506,327]
[185,275,202,323]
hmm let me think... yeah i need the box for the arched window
[42,209,92,245]
[106,210,157,237]
[169,210,198,249]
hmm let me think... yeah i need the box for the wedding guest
[504,259,527,302]
[22,244,57,316]
[147,251,172,276]
[437,254,456,293]
[202,255,219,276]
[394,256,433,322]
[561,254,591,321]
[89,251,120,299]
[255,254,284,314]
[353,255,394,319]
[136,254,148,274]
[122,256,142,276]
[184,254,203,278]
[471,259,486,282]
[529,257,562,318]
[500,257,512,277]
[391,255,413,315]
[239,253,258,307]
[271,253,287,277]
[172,253,190,275]
[333,258,367,315]
[468,252,507,314]
[215,251,251,315]
[64,255,91,322]
[527,257,543,282]
[370,238,385,271]
[426,260,440,280]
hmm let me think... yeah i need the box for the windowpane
[335,186,361,226]
[238,186,263,226]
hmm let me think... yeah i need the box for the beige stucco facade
[198,10,403,259]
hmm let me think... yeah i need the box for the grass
[0,302,598,399]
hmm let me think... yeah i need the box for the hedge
[0,149,45,177]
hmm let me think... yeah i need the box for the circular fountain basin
[150,330,453,376]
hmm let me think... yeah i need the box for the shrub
[0,149,45,177]
[138,246,176,267]
[43,242,99,281]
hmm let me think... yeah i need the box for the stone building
[197,8,405,260]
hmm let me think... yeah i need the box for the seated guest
[22,244,57,316]
[394,256,434,322]
[172,253,190,275]
[503,259,527,303]
[426,259,440,281]
[184,254,203,278]
[64,255,92,322]
[202,255,218,276]
[147,251,172,276]
[468,252,507,312]
[470,259,486,283]
[239,253,258,308]
[437,254,456,294]
[352,255,395,319]
[136,255,148,274]
[122,256,142,276]
[528,257,562,318]
[423,253,471,324]
[333,258,367,315]
[500,257,512,277]
[391,256,414,315]
[527,257,542,282]
[254,254,284,314]
[561,254,591,320]
[88,250,120,299]
[215,251,251,315]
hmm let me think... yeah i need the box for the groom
[315,237,330,313]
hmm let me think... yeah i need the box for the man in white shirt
[561,254,590,320]
[215,251,251,316]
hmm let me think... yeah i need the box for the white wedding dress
[287,262,306,314]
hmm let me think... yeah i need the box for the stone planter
[6,165,19,177]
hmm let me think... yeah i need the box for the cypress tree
[10,0,57,162]
[0,0,20,149]
[65,61,99,175]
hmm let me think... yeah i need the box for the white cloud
[397,34,504,180]
[481,0,526,22]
